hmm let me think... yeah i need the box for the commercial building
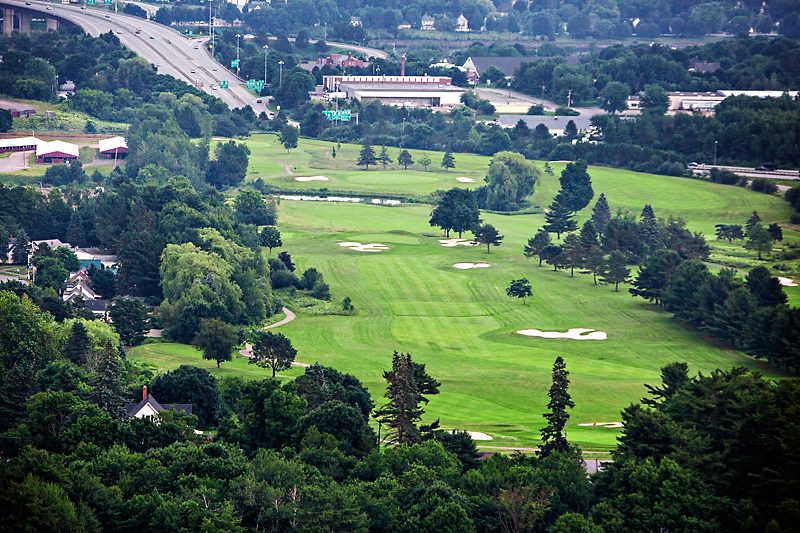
[462,56,580,83]
[36,140,79,163]
[98,136,128,159]
[324,75,465,108]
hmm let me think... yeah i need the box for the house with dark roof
[125,386,193,419]
[421,13,435,30]
[688,56,720,73]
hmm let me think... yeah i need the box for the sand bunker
[778,277,798,287]
[295,176,329,182]
[449,430,493,440]
[440,238,478,247]
[456,177,475,183]
[453,263,490,269]
[338,242,388,252]
[578,422,624,428]
[517,328,607,340]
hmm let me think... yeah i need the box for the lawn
[129,137,796,451]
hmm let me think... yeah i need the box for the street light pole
[567,89,573,108]
[541,85,546,107]
[264,44,269,85]
[279,60,284,87]
[714,140,718,166]
[236,33,241,76]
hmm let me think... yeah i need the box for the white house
[421,13,435,30]
[456,13,469,32]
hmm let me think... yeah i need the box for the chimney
[143,385,148,400]
[401,54,406,77]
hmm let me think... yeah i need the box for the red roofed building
[36,140,79,163]
[98,136,128,159]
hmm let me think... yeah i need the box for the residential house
[688,56,721,73]
[456,13,469,32]
[350,16,362,27]
[125,386,193,419]
[421,13,435,30]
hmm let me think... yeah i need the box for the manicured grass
[132,137,796,451]
[129,342,307,382]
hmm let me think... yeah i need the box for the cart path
[238,307,308,366]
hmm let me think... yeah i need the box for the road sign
[255,80,264,91]
[246,80,255,90]
[188,30,193,35]
[102,0,111,4]
[220,81,229,89]
[87,0,95,4]
[230,59,239,68]
[322,109,351,121]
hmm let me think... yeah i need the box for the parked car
[687,162,699,168]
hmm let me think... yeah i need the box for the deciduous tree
[260,227,282,254]
[398,149,414,169]
[715,224,744,243]
[484,151,540,211]
[192,318,237,368]
[420,153,432,171]
[745,223,772,260]
[249,330,297,377]
[279,125,299,153]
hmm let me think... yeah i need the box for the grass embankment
[131,147,796,450]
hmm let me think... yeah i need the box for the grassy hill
[129,136,798,451]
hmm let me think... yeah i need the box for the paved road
[6,0,258,109]
[0,151,28,173]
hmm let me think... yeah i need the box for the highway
[4,0,256,109]
[4,0,389,109]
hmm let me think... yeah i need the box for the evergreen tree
[0,226,7,263]
[744,223,773,260]
[441,150,455,172]
[578,220,598,253]
[543,244,564,271]
[639,204,661,250]
[544,162,554,176]
[715,224,744,243]
[419,152,432,171]
[584,246,605,285]
[524,229,552,266]
[543,194,578,238]
[378,146,393,169]
[745,211,762,233]
[591,193,612,237]
[746,266,788,308]
[601,250,630,291]
[540,356,575,457]
[357,140,377,169]
[558,160,593,213]
[564,119,578,141]
[65,210,85,247]
[506,278,533,304]
[398,149,414,169]
[109,297,149,346]
[767,223,783,243]
[374,351,423,446]
[11,229,30,265]
[65,320,91,366]
[88,339,126,419]
[562,234,583,277]
[474,223,503,253]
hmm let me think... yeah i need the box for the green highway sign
[87,0,95,4]
[231,59,239,68]
[102,0,111,4]
[246,80,255,90]
[255,80,264,90]
[323,109,351,121]
[220,81,229,89]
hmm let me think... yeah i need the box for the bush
[527,104,545,115]
[554,106,580,116]
[790,213,800,224]
[342,296,353,311]
[313,282,331,301]
[709,167,738,185]
[271,270,299,289]
[751,178,778,194]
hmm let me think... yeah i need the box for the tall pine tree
[558,160,593,213]
[543,194,578,238]
[66,210,85,247]
[578,220,598,253]
[65,320,91,366]
[591,193,611,237]
[11,229,30,265]
[540,356,575,457]
[375,351,423,446]
[639,204,661,251]
[357,140,378,169]
[88,339,127,419]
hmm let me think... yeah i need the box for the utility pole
[714,140,718,166]
[236,33,241,76]
[567,89,573,108]
[279,60,284,87]
[541,85,546,107]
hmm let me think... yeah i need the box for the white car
[191,69,196,73]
